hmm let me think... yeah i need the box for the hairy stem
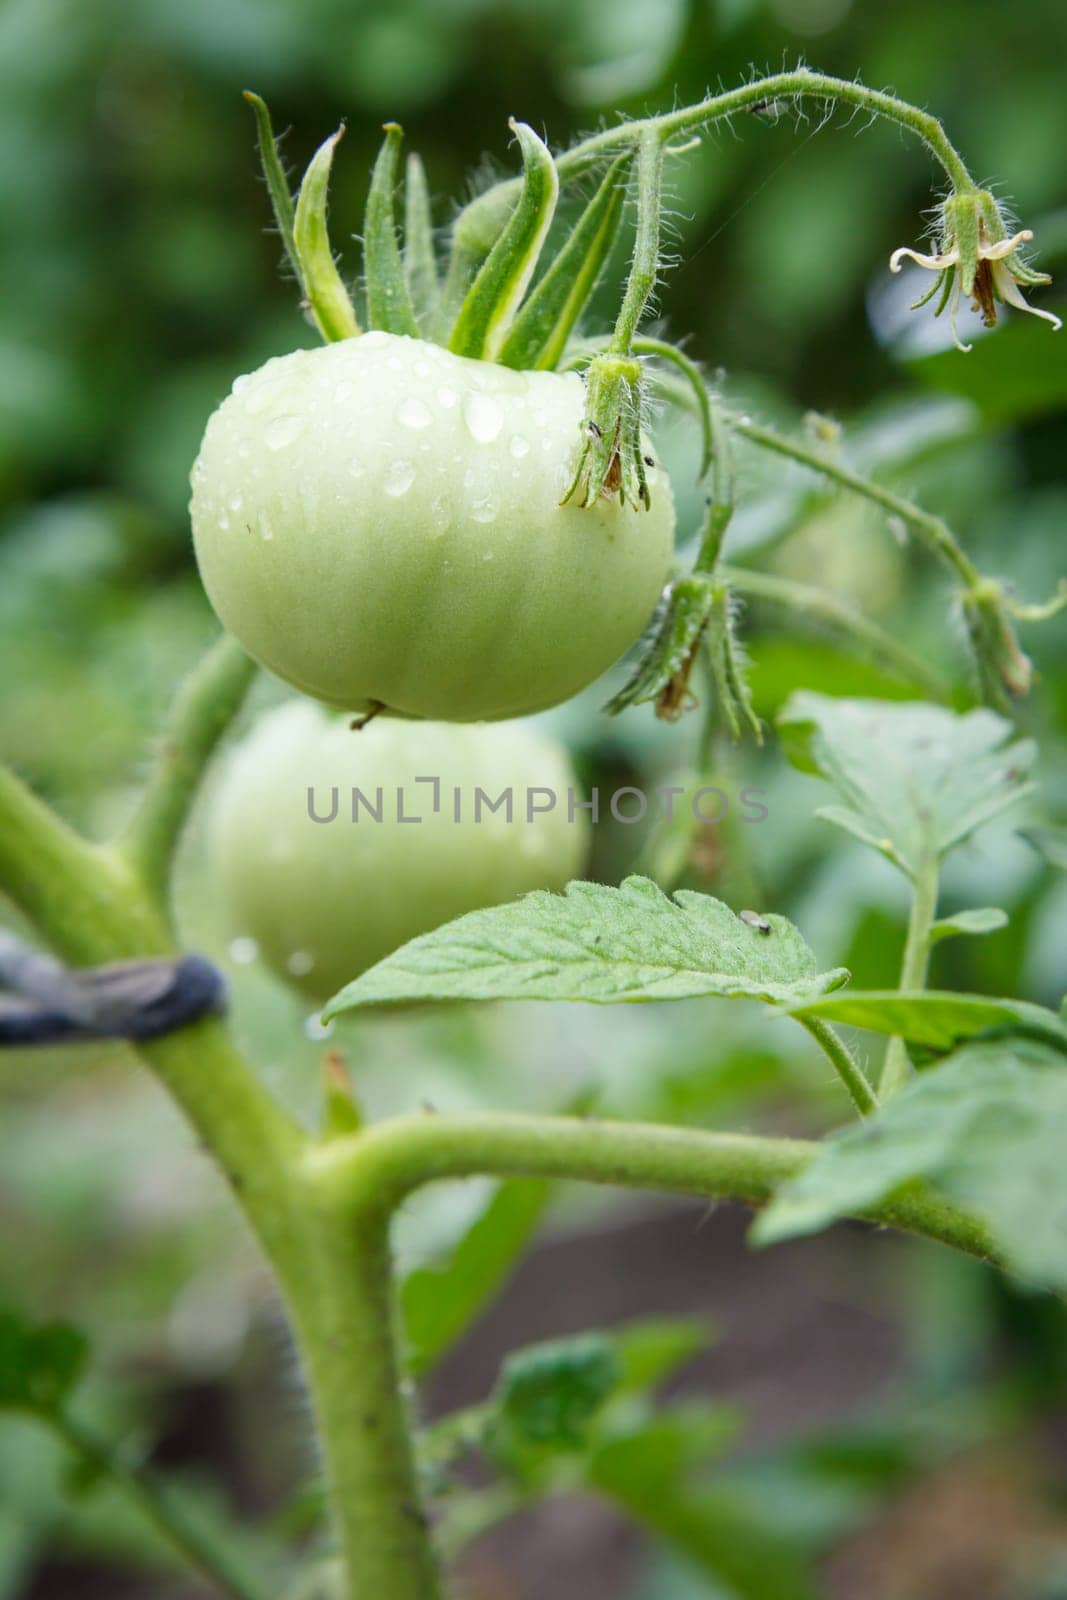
[610,130,664,355]
[799,1015,878,1116]
[724,411,983,590]
[122,635,257,910]
[452,71,976,245]
[306,1111,996,1268]
[721,565,945,696]
[880,852,940,1099]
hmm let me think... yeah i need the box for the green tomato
[209,700,590,1001]
[191,333,674,721]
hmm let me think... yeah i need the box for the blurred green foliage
[2,0,1066,1594]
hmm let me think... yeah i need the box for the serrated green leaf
[754,1038,1067,1289]
[0,1310,88,1415]
[323,877,849,1016]
[779,694,1035,877]
[494,1333,621,1451]
[402,1177,551,1377]
[928,906,1009,944]
[788,991,1067,1057]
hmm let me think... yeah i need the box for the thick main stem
[880,853,939,1099]
[293,1196,444,1600]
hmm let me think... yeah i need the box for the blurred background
[2,0,1066,1595]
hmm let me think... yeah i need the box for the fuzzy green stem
[49,1407,268,1600]
[798,1015,878,1116]
[880,853,940,1099]
[452,71,976,246]
[610,129,664,355]
[724,411,983,589]
[122,635,257,911]
[720,565,945,696]
[305,1111,997,1266]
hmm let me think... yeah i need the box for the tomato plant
[2,60,1065,1600]
[210,701,588,998]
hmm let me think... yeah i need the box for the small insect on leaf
[739,909,772,935]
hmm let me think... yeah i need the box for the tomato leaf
[0,1308,89,1415]
[363,123,421,338]
[323,876,849,1015]
[787,990,1067,1058]
[402,1177,552,1377]
[778,694,1035,877]
[928,906,1009,944]
[754,1037,1067,1289]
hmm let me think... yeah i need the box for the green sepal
[363,124,421,337]
[706,586,762,745]
[403,151,440,329]
[242,91,300,283]
[293,127,361,342]
[320,1050,364,1140]
[561,353,649,511]
[605,574,714,719]
[962,579,1033,709]
[943,192,980,295]
[448,120,559,361]
[498,152,632,372]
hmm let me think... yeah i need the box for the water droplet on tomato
[471,494,498,524]
[265,414,305,450]
[437,385,458,409]
[385,459,415,497]
[334,380,353,402]
[509,434,530,459]
[348,458,365,478]
[397,396,433,430]
[360,330,390,350]
[463,392,503,443]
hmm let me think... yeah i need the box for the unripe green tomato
[209,701,590,1002]
[191,333,675,721]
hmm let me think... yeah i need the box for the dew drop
[385,459,415,497]
[509,433,530,459]
[386,355,402,371]
[334,380,353,402]
[258,512,274,542]
[232,374,250,395]
[413,360,430,378]
[463,391,503,443]
[437,385,458,409]
[286,950,316,977]
[229,936,259,965]
[348,458,365,478]
[397,395,433,430]
[430,495,451,533]
[471,494,498,524]
[265,414,305,451]
[218,510,230,531]
[229,493,243,513]
[360,330,390,350]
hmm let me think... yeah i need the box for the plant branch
[452,71,976,247]
[122,635,257,909]
[610,130,664,355]
[721,564,946,695]
[723,411,983,589]
[50,1407,269,1600]
[798,1015,878,1116]
[880,852,940,1099]
[306,1111,997,1268]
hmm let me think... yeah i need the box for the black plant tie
[0,930,227,1048]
